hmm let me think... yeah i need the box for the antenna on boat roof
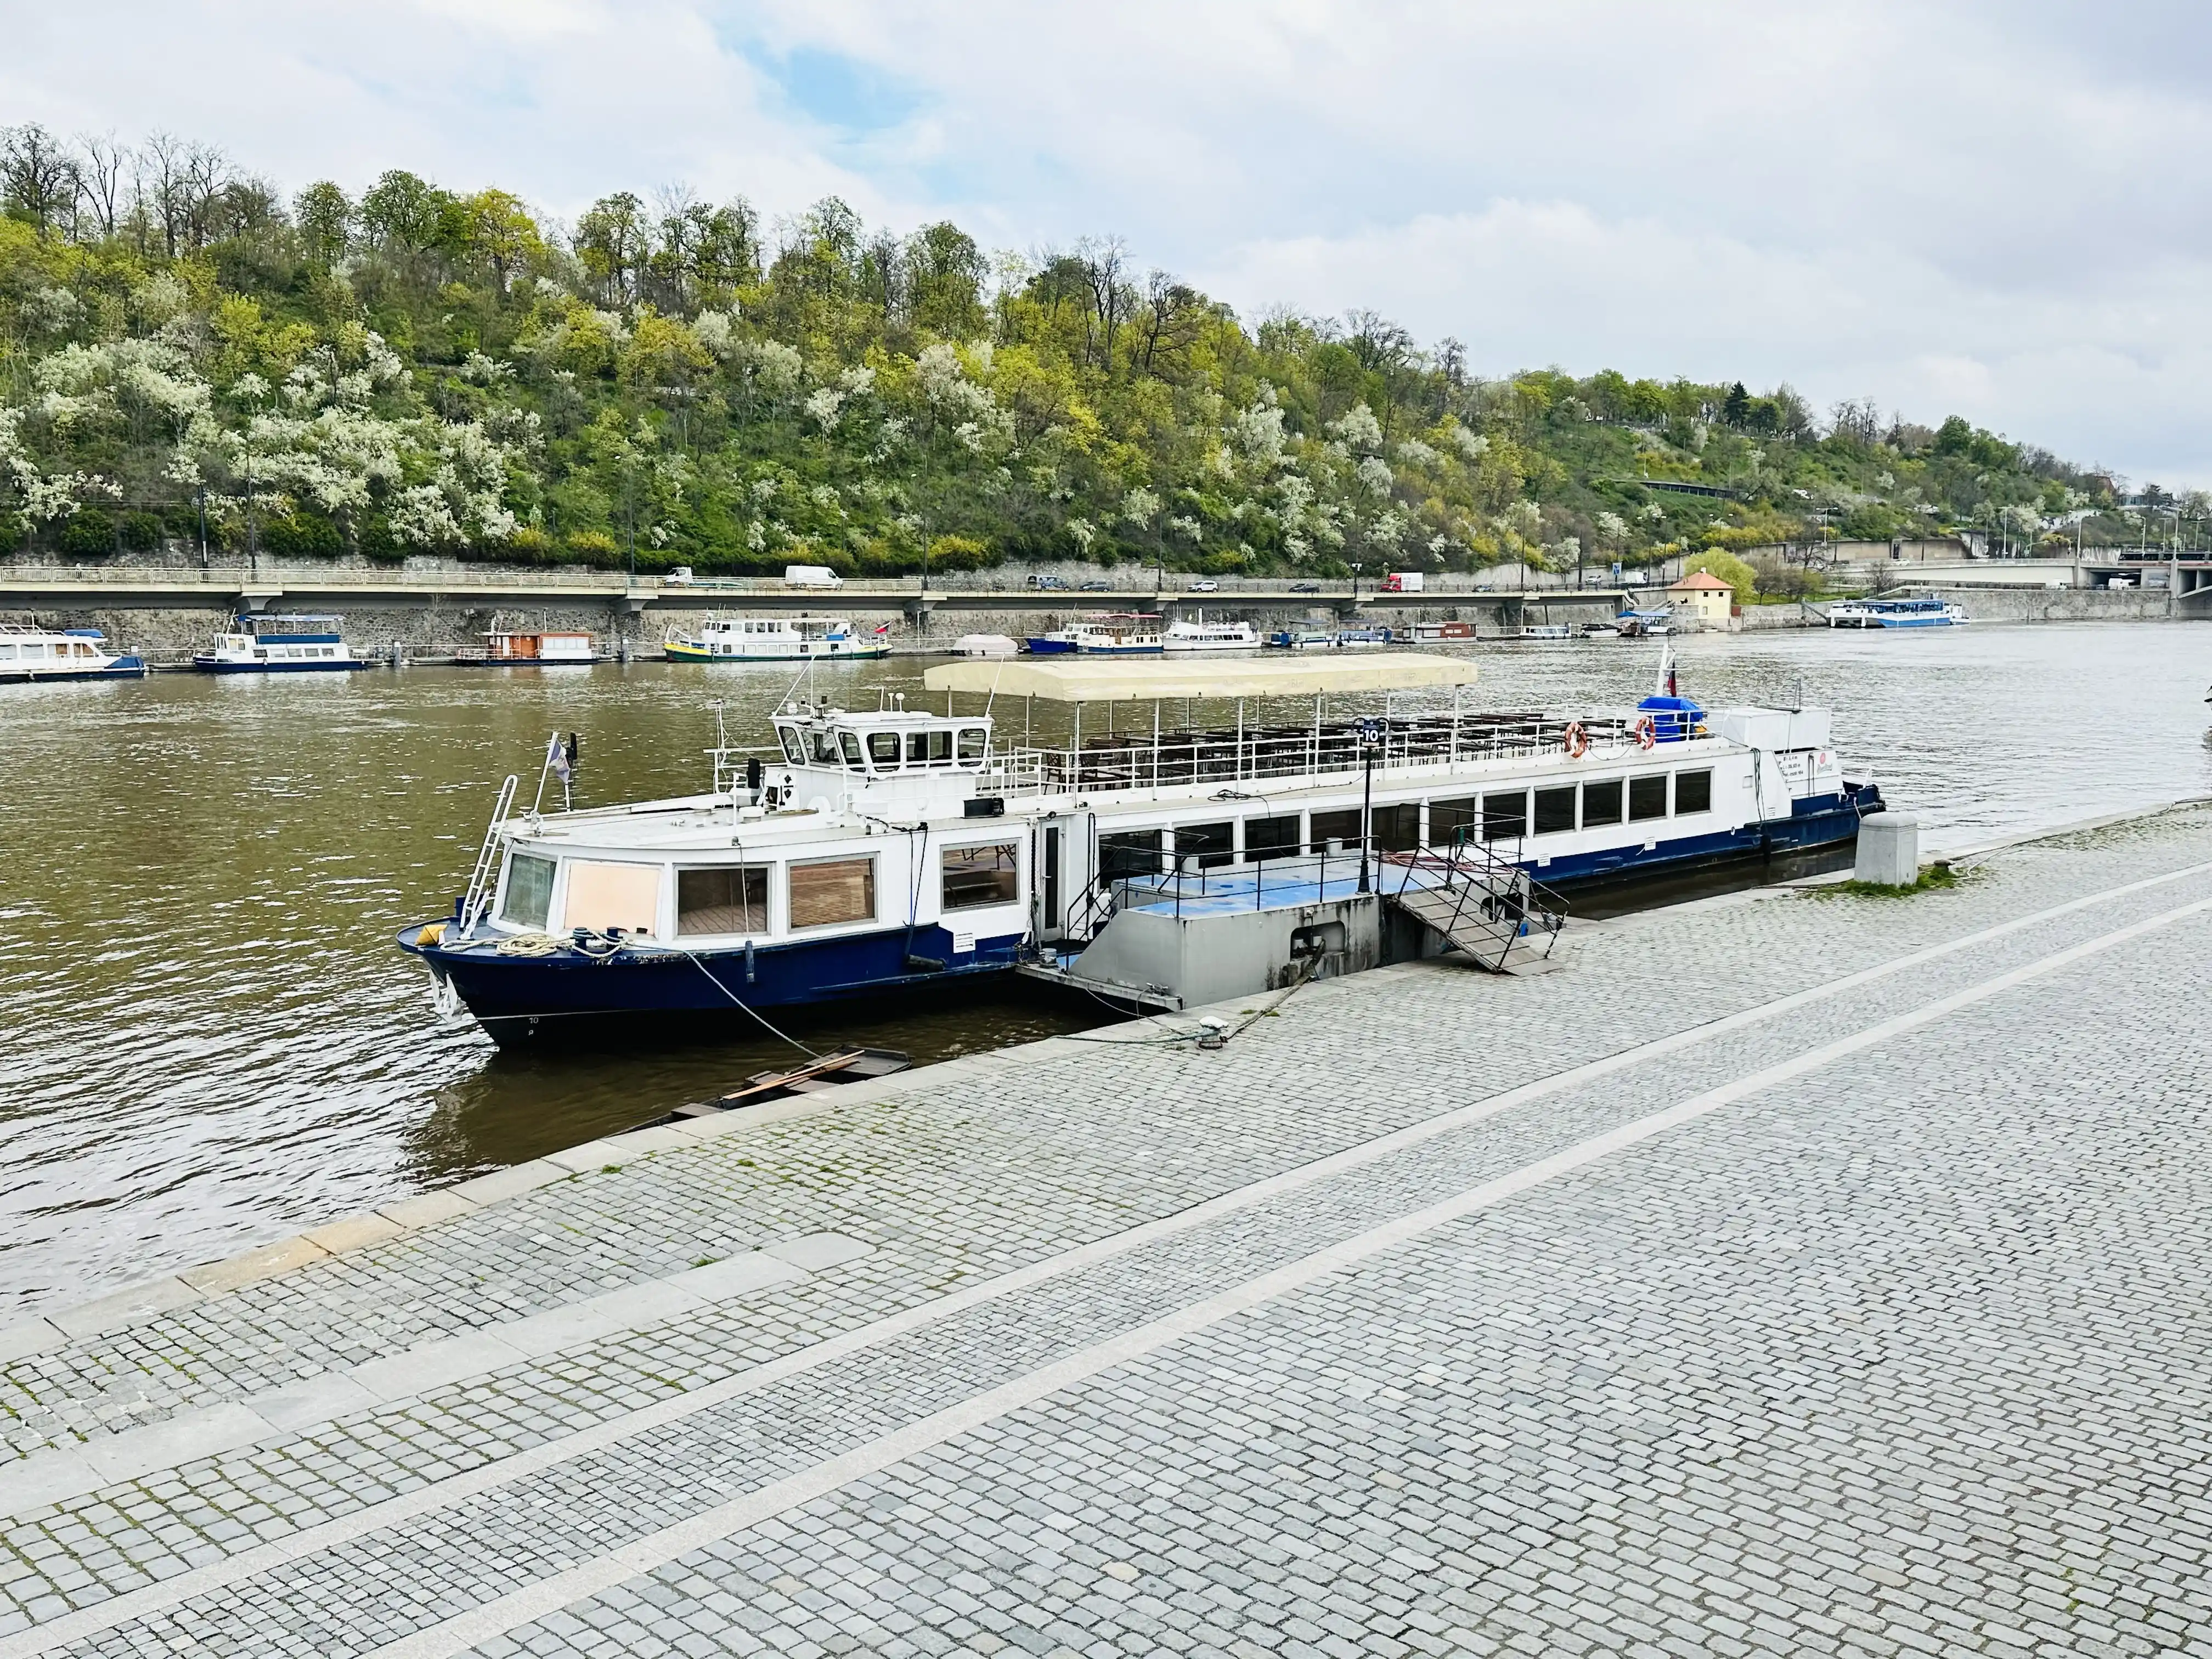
[1654,644,1675,699]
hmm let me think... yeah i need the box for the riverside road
[1,805,2208,1657]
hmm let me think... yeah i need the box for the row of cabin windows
[1097,770,1713,875]
[0,641,101,660]
[776,725,988,771]
[499,842,1021,938]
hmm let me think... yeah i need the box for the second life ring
[1562,720,1589,759]
[1632,714,1657,751]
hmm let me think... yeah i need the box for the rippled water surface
[2,622,2208,1313]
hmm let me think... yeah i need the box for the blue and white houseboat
[0,625,148,684]
[665,616,890,662]
[399,653,1883,1043]
[194,614,367,673]
[1826,596,1968,628]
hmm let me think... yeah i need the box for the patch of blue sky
[753,45,923,134]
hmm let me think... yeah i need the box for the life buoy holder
[1562,720,1589,759]
[1632,714,1657,751]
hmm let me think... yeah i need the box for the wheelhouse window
[777,726,806,765]
[838,731,865,766]
[1428,798,1478,849]
[941,843,1019,910]
[1482,791,1528,842]
[562,860,661,935]
[907,729,953,765]
[788,856,877,928]
[1628,776,1669,822]
[1173,821,1234,871]
[499,853,556,929]
[1533,786,1577,836]
[677,866,769,935]
[1100,830,1165,879]
[957,727,988,763]
[1583,779,1624,827]
[1244,815,1301,861]
[1674,769,1713,815]
[867,732,901,769]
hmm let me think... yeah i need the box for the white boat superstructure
[0,624,148,684]
[194,614,365,673]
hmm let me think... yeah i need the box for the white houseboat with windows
[665,616,891,662]
[1826,596,1968,628]
[400,654,1883,1044]
[1025,614,1165,656]
[194,614,366,673]
[0,625,148,684]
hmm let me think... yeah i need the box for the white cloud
[7,0,2212,479]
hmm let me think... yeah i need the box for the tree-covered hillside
[0,125,2179,580]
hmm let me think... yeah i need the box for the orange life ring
[1562,720,1589,759]
[1632,714,1657,751]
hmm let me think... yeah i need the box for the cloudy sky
[6,0,2208,482]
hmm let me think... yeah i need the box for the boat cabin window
[1628,775,1669,822]
[677,866,769,935]
[789,855,876,928]
[1374,804,1420,852]
[1310,808,1359,853]
[563,860,660,936]
[1482,791,1528,842]
[1429,798,1477,849]
[1173,821,1234,871]
[957,726,988,763]
[907,729,953,765]
[1583,780,1624,827]
[499,853,557,929]
[810,729,842,765]
[867,732,901,769]
[838,731,865,766]
[1100,830,1165,879]
[942,843,1019,910]
[1533,786,1577,836]
[1674,769,1713,815]
[777,725,806,765]
[1244,815,1301,861]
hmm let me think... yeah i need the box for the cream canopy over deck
[922,654,1479,704]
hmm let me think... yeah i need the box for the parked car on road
[1028,574,1069,590]
[664,567,695,585]
[1289,580,1321,593]
[1079,579,1113,591]
[1189,578,1221,592]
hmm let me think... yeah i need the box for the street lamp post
[1356,716,1381,894]
[1350,562,1362,605]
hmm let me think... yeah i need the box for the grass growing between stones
[1807,860,1967,900]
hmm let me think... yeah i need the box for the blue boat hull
[1024,639,1078,654]
[403,921,1024,1043]
[1,656,148,684]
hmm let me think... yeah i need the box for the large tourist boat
[399,653,1883,1043]
[665,616,891,662]
[1161,617,1261,653]
[1025,614,1165,656]
[1826,596,1968,628]
[194,614,367,673]
[0,625,149,684]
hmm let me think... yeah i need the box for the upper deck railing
[980,709,1666,798]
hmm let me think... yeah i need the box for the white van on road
[785,565,844,589]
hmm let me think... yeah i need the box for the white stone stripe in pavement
[3,861,2206,1659]
[358,884,2212,1659]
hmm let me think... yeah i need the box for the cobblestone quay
[3,805,2210,1657]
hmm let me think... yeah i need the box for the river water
[2,622,2207,1316]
